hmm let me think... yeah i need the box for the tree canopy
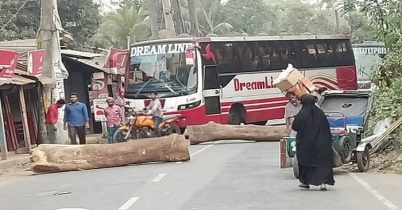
[0,0,101,50]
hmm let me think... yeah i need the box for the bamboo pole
[19,86,32,151]
[0,92,8,160]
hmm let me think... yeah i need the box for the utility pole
[0,95,8,160]
[147,0,159,40]
[38,0,55,144]
[187,0,199,36]
[161,0,176,37]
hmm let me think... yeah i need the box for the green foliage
[58,0,102,50]
[221,0,274,35]
[0,0,41,40]
[0,0,101,51]
[93,5,150,48]
[93,0,378,47]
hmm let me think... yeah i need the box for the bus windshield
[125,43,198,99]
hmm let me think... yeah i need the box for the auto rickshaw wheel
[339,136,353,163]
[357,147,370,172]
[166,124,181,135]
[293,154,299,179]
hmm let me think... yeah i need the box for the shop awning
[63,55,120,74]
[15,66,56,84]
[0,75,36,86]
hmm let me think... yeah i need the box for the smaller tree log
[187,122,288,145]
[31,134,190,173]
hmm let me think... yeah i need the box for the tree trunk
[172,0,185,35]
[335,9,340,33]
[161,0,176,37]
[187,0,199,36]
[30,134,190,173]
[147,0,159,39]
[187,122,288,145]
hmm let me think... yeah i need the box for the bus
[352,41,386,89]
[124,35,357,131]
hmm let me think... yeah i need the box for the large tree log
[30,134,190,173]
[187,122,288,145]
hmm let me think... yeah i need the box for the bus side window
[242,42,258,72]
[316,40,337,67]
[230,42,245,73]
[287,41,302,68]
[260,41,275,71]
[333,40,354,66]
[298,40,319,68]
[203,65,220,89]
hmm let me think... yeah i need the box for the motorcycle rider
[144,91,163,137]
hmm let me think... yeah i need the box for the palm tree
[93,5,150,48]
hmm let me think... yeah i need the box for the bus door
[202,65,222,123]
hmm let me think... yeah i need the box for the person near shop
[64,93,89,144]
[104,97,122,144]
[45,99,66,144]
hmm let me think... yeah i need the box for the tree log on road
[30,134,190,173]
[187,122,288,145]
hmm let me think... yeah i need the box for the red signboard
[0,50,18,80]
[27,50,44,76]
[92,73,109,98]
[104,48,129,74]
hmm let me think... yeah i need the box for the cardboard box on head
[274,64,316,98]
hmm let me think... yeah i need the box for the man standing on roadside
[45,99,65,144]
[104,97,122,144]
[64,93,90,144]
[144,91,163,137]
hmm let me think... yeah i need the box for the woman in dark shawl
[292,94,335,191]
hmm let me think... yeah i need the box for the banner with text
[0,50,18,80]
[27,49,44,76]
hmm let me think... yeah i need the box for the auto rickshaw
[284,90,373,179]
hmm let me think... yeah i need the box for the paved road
[0,141,401,210]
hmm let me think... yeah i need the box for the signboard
[104,48,129,74]
[0,50,18,80]
[130,43,192,56]
[353,45,386,82]
[27,50,44,76]
[93,99,107,122]
[353,47,386,55]
[91,72,109,98]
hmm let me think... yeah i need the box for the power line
[0,0,30,31]
[0,6,39,12]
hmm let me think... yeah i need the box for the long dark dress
[292,94,335,186]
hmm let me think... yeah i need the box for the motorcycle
[113,106,182,143]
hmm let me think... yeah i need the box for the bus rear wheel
[228,112,244,125]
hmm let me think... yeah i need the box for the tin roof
[15,65,56,85]
[0,39,112,74]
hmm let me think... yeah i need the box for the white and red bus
[124,35,357,131]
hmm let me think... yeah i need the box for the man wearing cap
[104,97,123,144]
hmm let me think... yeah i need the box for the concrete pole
[38,0,56,144]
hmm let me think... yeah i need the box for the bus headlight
[178,100,201,110]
